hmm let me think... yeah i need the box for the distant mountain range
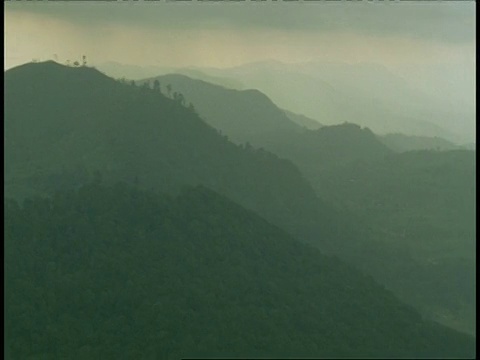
[138,72,476,335]
[283,109,323,130]
[140,73,304,145]
[142,73,393,170]
[98,60,474,143]
[379,133,473,152]
[4,61,476,341]
[206,60,473,143]
[97,61,244,90]
[4,61,337,253]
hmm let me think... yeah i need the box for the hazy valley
[4,60,476,359]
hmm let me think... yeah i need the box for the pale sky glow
[4,1,476,70]
[4,0,475,142]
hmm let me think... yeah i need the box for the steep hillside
[5,61,474,336]
[4,183,476,359]
[96,61,245,90]
[4,61,360,256]
[283,109,323,130]
[142,74,392,179]
[321,149,476,334]
[379,133,462,152]
[143,73,303,144]
[326,150,476,258]
[194,60,467,142]
[281,122,392,170]
[131,74,476,335]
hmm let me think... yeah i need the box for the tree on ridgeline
[153,79,161,92]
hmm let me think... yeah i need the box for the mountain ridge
[5,61,475,337]
[5,182,476,358]
[4,61,358,256]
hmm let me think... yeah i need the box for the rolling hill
[379,133,463,152]
[5,61,475,336]
[4,183,476,359]
[134,73,476,335]
[283,109,323,130]
[4,61,362,257]
[141,73,304,145]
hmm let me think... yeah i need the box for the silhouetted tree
[173,92,185,105]
[82,55,87,66]
[153,79,161,92]
[142,81,150,92]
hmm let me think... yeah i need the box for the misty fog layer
[4,2,476,359]
[5,1,475,141]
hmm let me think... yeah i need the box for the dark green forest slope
[283,109,323,130]
[142,74,476,335]
[144,73,304,144]
[4,62,475,337]
[146,74,393,180]
[5,61,355,252]
[324,150,475,258]
[4,184,476,359]
[379,133,464,152]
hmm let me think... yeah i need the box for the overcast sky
[4,1,476,70]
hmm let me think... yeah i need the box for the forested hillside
[144,73,304,144]
[379,133,463,152]
[139,73,476,335]
[4,61,475,340]
[5,61,354,253]
[4,183,476,359]
[5,1,475,358]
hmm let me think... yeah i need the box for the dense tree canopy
[4,183,476,359]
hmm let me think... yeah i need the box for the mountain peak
[5,60,113,85]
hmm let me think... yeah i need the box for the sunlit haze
[4,1,476,141]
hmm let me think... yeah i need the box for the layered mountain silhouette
[142,73,304,144]
[4,61,475,339]
[4,61,359,254]
[379,133,466,152]
[203,60,474,143]
[142,74,393,192]
[283,109,323,130]
[144,74,391,162]
[4,183,476,359]
[99,60,474,143]
[138,73,476,335]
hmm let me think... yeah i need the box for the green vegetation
[143,73,303,145]
[4,61,327,247]
[189,60,470,142]
[283,109,323,130]
[136,74,475,335]
[4,183,476,359]
[379,133,463,152]
[4,61,476,354]
[5,62,374,261]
